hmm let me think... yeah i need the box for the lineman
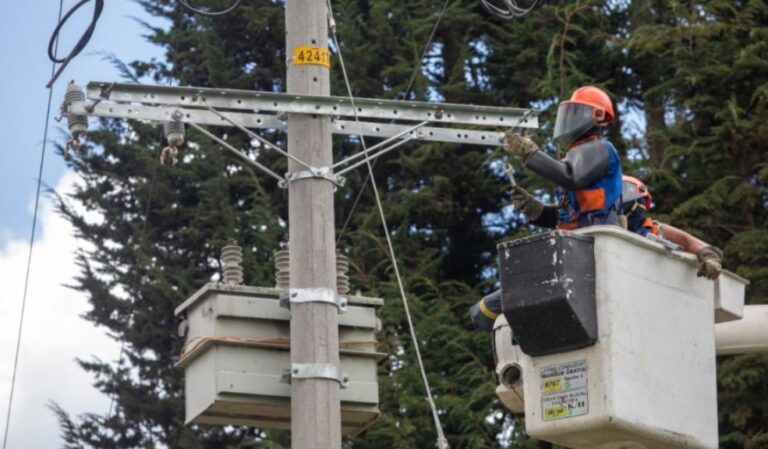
[621,175,723,280]
[504,86,623,229]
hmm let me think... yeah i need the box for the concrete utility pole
[285,0,342,448]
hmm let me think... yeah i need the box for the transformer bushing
[221,241,244,286]
[274,248,350,295]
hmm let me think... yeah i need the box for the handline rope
[325,2,449,448]
[336,0,451,245]
[107,154,160,420]
[106,75,176,419]
[2,2,65,448]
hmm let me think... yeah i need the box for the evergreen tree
[627,2,768,447]
[53,0,767,448]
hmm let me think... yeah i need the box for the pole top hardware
[279,167,346,190]
[280,287,348,313]
[281,363,350,389]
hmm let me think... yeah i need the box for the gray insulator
[336,254,350,295]
[221,242,244,286]
[274,249,290,290]
[65,83,88,135]
[164,121,186,147]
[273,248,350,294]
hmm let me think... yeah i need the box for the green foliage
[54,0,767,448]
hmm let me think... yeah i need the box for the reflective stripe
[478,298,499,320]
[574,188,606,212]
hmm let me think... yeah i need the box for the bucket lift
[492,226,758,449]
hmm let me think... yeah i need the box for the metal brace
[279,166,346,189]
[279,287,348,313]
[281,363,350,389]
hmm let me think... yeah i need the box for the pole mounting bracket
[279,287,348,313]
[279,167,346,189]
[281,363,350,389]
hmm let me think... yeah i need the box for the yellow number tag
[293,46,331,68]
[544,404,569,420]
[542,378,563,394]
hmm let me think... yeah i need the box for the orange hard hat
[622,175,652,210]
[568,86,615,124]
[553,86,615,146]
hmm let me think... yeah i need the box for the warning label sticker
[542,389,588,420]
[540,360,588,421]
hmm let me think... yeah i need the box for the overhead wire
[106,161,160,420]
[176,0,242,17]
[325,2,449,448]
[2,2,66,448]
[479,0,545,20]
[336,0,452,244]
[46,0,105,88]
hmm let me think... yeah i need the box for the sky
[0,2,166,448]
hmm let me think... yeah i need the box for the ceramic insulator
[164,120,185,147]
[221,241,244,286]
[65,83,87,135]
[274,248,350,295]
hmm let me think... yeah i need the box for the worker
[470,177,722,331]
[621,175,722,280]
[504,86,623,229]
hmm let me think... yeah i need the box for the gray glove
[511,186,544,221]
[503,131,539,161]
[697,246,722,280]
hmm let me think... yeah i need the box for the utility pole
[63,20,536,448]
[285,0,342,448]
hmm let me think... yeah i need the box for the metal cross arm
[74,81,539,146]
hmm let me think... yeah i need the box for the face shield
[621,179,650,212]
[553,102,599,147]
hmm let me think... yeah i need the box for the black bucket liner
[498,231,597,356]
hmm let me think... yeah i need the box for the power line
[2,1,66,448]
[106,160,160,420]
[336,0,452,244]
[325,3,449,448]
[176,0,242,17]
[46,0,104,88]
[479,0,545,20]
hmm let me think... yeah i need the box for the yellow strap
[478,298,499,321]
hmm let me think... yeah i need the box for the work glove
[503,131,539,162]
[511,186,544,221]
[696,246,722,280]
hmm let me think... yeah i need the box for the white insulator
[336,253,350,295]
[274,249,290,289]
[221,242,243,286]
[65,82,87,135]
[273,248,350,294]
[164,120,186,147]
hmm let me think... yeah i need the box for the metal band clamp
[279,166,346,189]
[281,363,350,389]
[279,287,348,313]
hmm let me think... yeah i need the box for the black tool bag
[498,231,597,356]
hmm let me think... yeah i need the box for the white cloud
[0,172,120,449]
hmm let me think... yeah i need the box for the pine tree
[627,2,768,447]
[53,0,768,448]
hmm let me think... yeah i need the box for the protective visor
[622,180,645,205]
[553,102,599,146]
